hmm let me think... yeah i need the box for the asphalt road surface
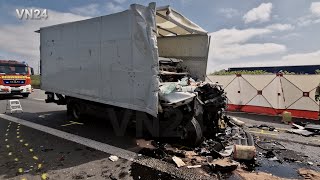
[0,90,206,180]
[0,89,319,180]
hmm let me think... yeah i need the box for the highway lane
[0,89,142,151]
[1,90,320,179]
[0,90,208,180]
[0,118,187,180]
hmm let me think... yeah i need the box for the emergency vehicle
[0,60,34,97]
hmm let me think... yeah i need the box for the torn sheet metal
[159,71,189,76]
[286,129,314,137]
[156,6,207,36]
[158,57,183,64]
[304,124,320,131]
[160,91,196,106]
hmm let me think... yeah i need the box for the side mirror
[31,68,34,75]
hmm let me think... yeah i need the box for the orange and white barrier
[207,74,320,120]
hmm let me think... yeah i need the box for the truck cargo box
[39,3,210,117]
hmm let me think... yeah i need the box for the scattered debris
[108,155,119,162]
[268,156,280,162]
[183,151,197,157]
[259,124,275,131]
[219,145,233,157]
[292,123,305,130]
[236,169,286,180]
[286,129,314,137]
[233,145,256,160]
[298,168,320,180]
[224,126,255,146]
[264,151,276,158]
[230,117,245,126]
[304,124,320,134]
[172,156,186,167]
[251,124,277,131]
[187,165,201,168]
[307,161,314,165]
[206,156,213,163]
[285,122,320,136]
[255,140,286,151]
[305,124,320,131]
[210,158,239,173]
[282,111,292,124]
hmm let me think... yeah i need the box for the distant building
[228,65,320,74]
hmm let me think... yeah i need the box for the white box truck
[39,3,227,145]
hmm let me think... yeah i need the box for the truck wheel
[22,94,29,98]
[67,101,83,121]
[182,118,203,146]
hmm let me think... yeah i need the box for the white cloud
[243,3,273,24]
[281,50,320,65]
[70,4,100,17]
[70,2,124,17]
[105,2,124,14]
[208,49,320,72]
[0,8,90,72]
[209,27,286,61]
[0,2,125,73]
[212,43,286,60]
[211,28,272,45]
[310,2,320,16]
[113,0,127,4]
[218,8,239,18]
[266,23,294,31]
[297,2,320,27]
[279,33,301,40]
[297,15,320,26]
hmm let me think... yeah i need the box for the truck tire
[67,100,83,121]
[22,94,29,98]
[183,117,203,146]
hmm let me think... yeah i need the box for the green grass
[31,75,40,89]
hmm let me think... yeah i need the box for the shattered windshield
[0,65,28,75]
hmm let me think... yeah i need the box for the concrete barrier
[207,74,320,120]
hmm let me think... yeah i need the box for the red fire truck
[0,60,34,98]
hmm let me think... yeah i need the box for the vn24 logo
[16,9,48,20]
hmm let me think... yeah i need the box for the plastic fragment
[172,156,186,167]
[109,155,119,162]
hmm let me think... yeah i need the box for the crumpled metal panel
[160,91,196,106]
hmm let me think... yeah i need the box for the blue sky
[0,0,320,73]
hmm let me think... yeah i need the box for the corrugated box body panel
[40,5,159,116]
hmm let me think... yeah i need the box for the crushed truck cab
[39,3,227,145]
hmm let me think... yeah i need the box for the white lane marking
[0,114,207,180]
[32,98,45,101]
